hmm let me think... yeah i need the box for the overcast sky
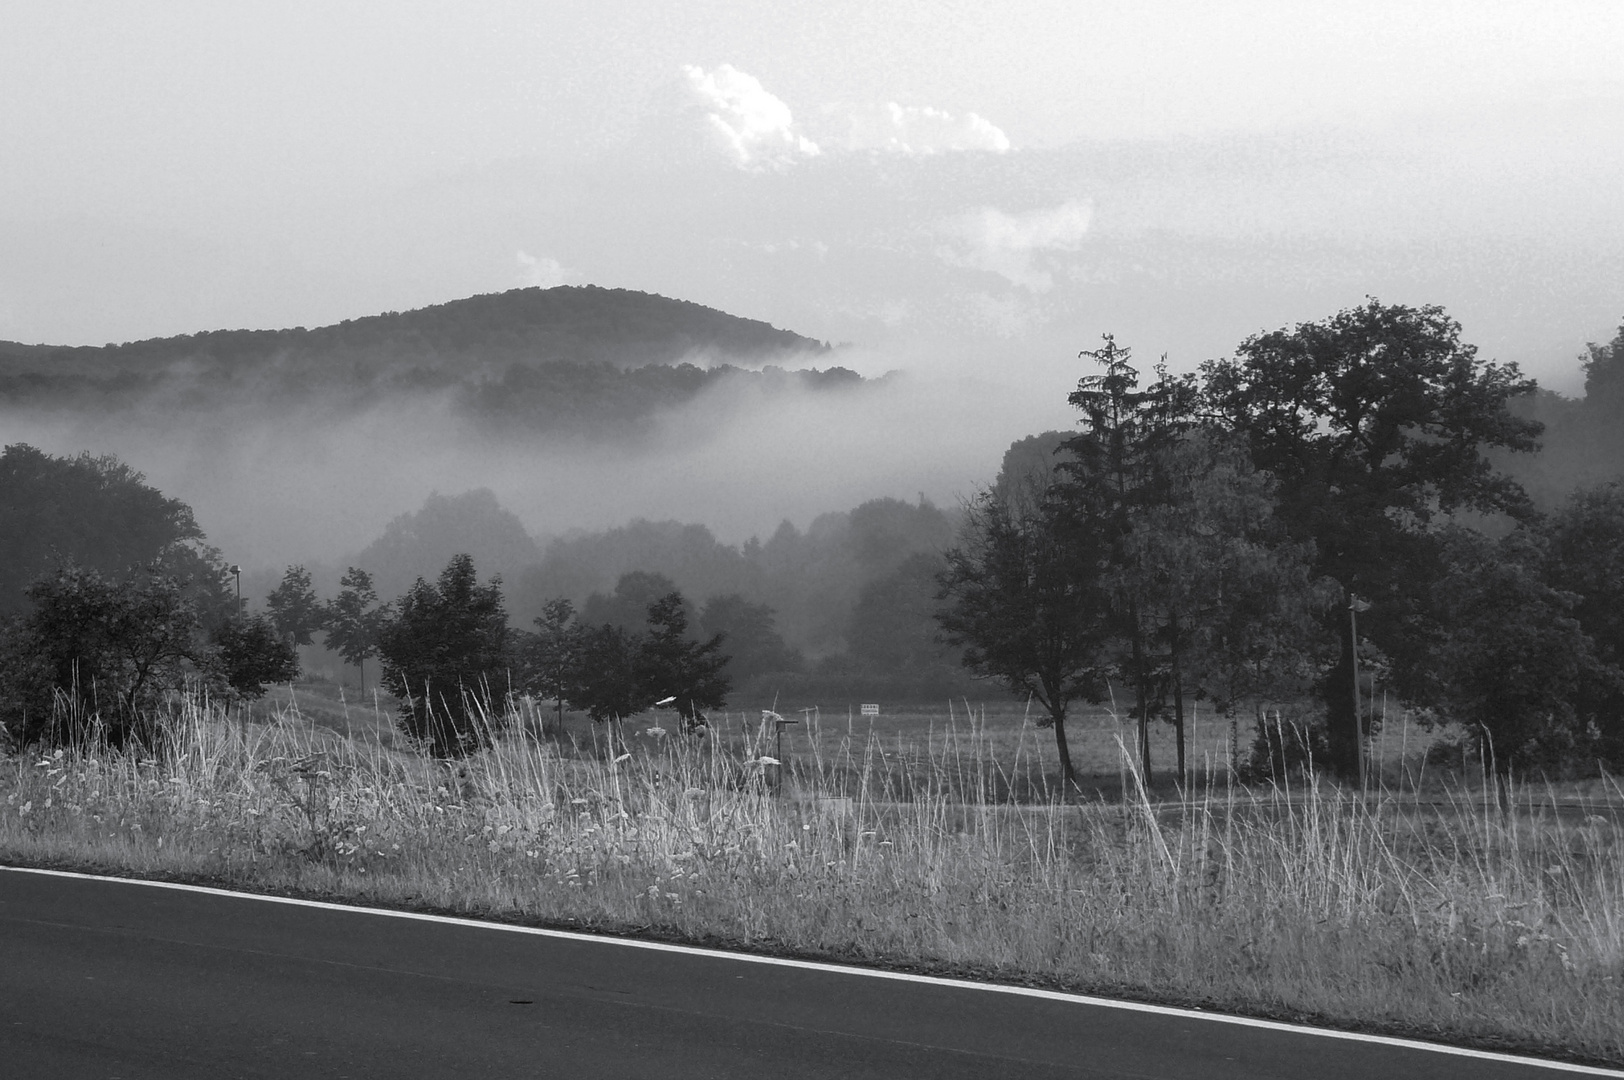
[4,1,1623,393]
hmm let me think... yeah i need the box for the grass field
[3,690,1621,1068]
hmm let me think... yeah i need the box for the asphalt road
[1,867,1613,1079]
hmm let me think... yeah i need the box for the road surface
[1,866,1613,1079]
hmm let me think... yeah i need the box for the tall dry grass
[2,696,1621,1065]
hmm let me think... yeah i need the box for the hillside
[0,285,842,433]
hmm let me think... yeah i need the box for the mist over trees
[1496,321,1624,505]
[5,297,1624,787]
[511,496,961,666]
[356,489,544,603]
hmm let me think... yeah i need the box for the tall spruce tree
[1054,336,1197,782]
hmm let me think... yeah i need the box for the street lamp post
[229,565,242,618]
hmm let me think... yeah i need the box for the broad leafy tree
[566,623,644,725]
[938,481,1109,787]
[212,615,299,700]
[1202,300,1542,779]
[564,590,731,729]
[1115,428,1335,782]
[580,571,685,635]
[698,594,802,684]
[376,555,511,756]
[847,553,953,674]
[265,565,326,647]
[1432,527,1616,783]
[1,565,209,748]
[0,444,228,618]
[1543,482,1624,762]
[323,567,390,689]
[521,597,583,731]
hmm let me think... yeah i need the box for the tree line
[258,556,733,756]
[0,522,738,759]
[937,300,1624,787]
[324,488,967,701]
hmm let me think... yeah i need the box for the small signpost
[763,710,799,791]
[860,704,880,718]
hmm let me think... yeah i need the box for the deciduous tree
[1,565,209,748]
[1432,527,1616,784]
[376,555,510,757]
[563,591,731,731]
[937,482,1109,787]
[212,614,299,700]
[265,565,326,647]
[521,597,582,732]
[566,623,643,725]
[639,592,730,728]
[323,567,390,689]
[1115,428,1334,783]
[1202,300,1542,779]
[0,444,227,619]
[698,594,801,685]
[1541,482,1624,763]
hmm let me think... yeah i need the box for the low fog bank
[0,353,1077,574]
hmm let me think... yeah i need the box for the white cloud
[681,64,820,171]
[516,251,574,289]
[938,200,1094,292]
[843,102,1011,154]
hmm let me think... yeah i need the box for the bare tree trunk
[1325,605,1362,781]
[1051,705,1077,788]
[1173,671,1186,788]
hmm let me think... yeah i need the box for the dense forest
[281,485,973,702]
[0,285,846,435]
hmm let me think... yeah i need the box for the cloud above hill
[840,102,1011,154]
[938,200,1094,291]
[679,64,1013,170]
[681,64,821,171]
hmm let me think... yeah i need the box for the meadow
[3,688,1622,1068]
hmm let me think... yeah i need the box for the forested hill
[0,286,843,433]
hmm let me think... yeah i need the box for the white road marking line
[4,863,1619,1076]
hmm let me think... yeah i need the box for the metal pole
[772,718,800,793]
[1349,594,1367,791]
[230,565,242,618]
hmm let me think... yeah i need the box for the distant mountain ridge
[0,285,826,376]
[0,285,852,435]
